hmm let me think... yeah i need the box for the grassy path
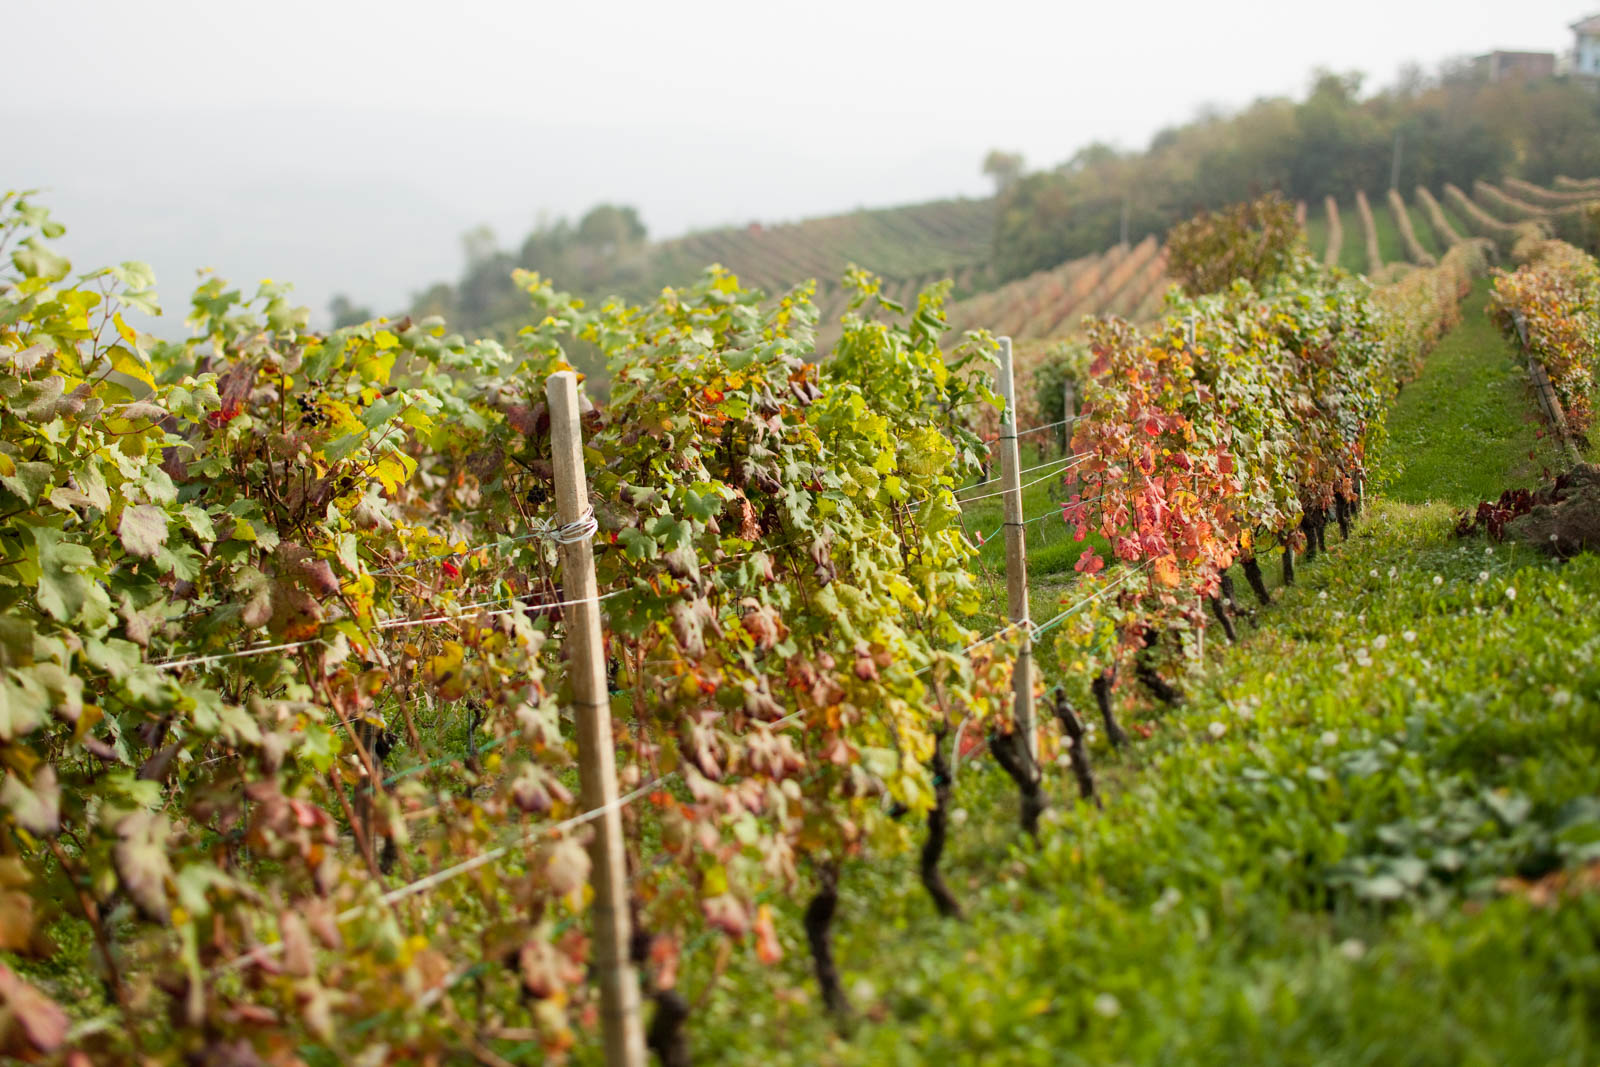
[666,287,1600,1065]
[1381,278,1568,506]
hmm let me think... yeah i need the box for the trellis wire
[959,448,1091,494]
[980,416,1077,450]
[957,453,1091,506]
[974,489,1115,545]
[151,587,628,671]
[956,451,1089,501]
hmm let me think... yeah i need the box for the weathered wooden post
[1516,311,1582,465]
[1061,378,1076,456]
[546,371,647,1067]
[996,338,1037,761]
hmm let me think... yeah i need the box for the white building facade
[1574,15,1600,76]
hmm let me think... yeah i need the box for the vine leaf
[0,766,59,837]
[0,961,69,1054]
[753,903,783,964]
[0,859,40,955]
[0,461,52,506]
[0,675,46,743]
[233,567,273,629]
[545,837,590,898]
[701,893,749,936]
[268,585,323,641]
[520,938,583,1000]
[113,810,174,921]
[30,527,97,624]
[279,911,315,978]
[118,504,169,559]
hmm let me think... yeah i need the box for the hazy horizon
[7,0,1590,327]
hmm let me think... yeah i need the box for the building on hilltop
[1474,49,1557,82]
[1574,14,1600,77]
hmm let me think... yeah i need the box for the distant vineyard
[652,198,996,301]
[1388,187,1435,266]
[1417,186,1465,246]
[1355,190,1383,274]
[946,235,1169,341]
[1323,196,1343,267]
[1294,178,1600,272]
[1556,175,1600,193]
[959,175,1599,370]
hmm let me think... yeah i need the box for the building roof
[1573,13,1600,35]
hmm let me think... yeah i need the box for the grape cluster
[525,484,549,506]
[295,385,326,428]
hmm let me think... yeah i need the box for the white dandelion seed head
[1152,887,1183,916]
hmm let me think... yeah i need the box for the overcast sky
[6,0,1591,326]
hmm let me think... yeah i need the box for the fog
[5,0,1586,326]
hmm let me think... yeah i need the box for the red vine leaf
[0,961,69,1055]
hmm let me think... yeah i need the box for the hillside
[1301,178,1600,269]
[415,172,1600,368]
[963,175,1600,364]
[653,198,996,301]
[413,196,999,339]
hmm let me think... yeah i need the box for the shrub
[1166,193,1302,297]
[1489,238,1600,432]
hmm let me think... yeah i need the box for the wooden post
[1060,378,1076,456]
[1515,311,1582,465]
[546,371,647,1067]
[996,338,1037,762]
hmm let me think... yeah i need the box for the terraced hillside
[946,236,1171,338]
[654,197,997,304]
[1301,178,1600,270]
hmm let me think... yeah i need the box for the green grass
[1369,198,1407,265]
[1440,205,1474,246]
[1379,278,1569,506]
[1406,200,1444,259]
[1336,201,1367,274]
[951,439,1110,630]
[670,496,1600,1067]
[1303,207,1330,263]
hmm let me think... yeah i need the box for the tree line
[990,63,1600,280]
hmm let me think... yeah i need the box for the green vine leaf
[113,810,174,922]
[0,767,58,837]
[118,504,169,559]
